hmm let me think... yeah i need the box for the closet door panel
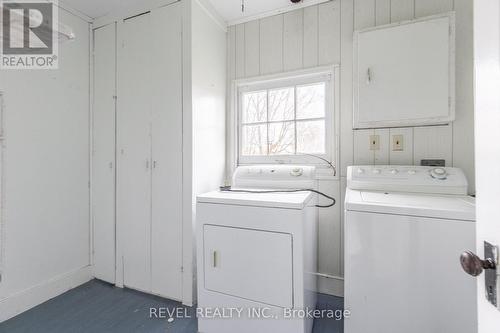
[92,23,116,284]
[150,3,183,300]
[117,13,152,293]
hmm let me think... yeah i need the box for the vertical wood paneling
[244,20,260,77]
[227,25,237,178]
[354,0,375,30]
[415,0,453,17]
[318,0,341,65]
[225,0,476,294]
[453,0,475,193]
[413,125,453,166]
[235,24,245,78]
[283,10,304,71]
[303,6,319,68]
[339,176,347,277]
[375,0,391,25]
[318,180,342,277]
[259,15,284,75]
[354,129,375,164]
[391,0,415,22]
[389,127,414,165]
[374,128,390,164]
[339,0,355,176]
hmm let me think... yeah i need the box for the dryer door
[203,225,293,308]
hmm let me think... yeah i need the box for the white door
[472,0,500,331]
[150,2,183,300]
[92,23,116,284]
[117,13,152,293]
[203,225,293,308]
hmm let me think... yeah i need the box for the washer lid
[197,190,313,210]
[345,188,475,221]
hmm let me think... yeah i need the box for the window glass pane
[269,122,295,155]
[242,91,267,123]
[297,120,325,154]
[241,124,267,156]
[296,83,325,120]
[268,87,294,122]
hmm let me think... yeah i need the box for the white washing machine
[196,165,319,333]
[344,165,477,333]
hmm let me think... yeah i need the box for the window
[236,67,337,166]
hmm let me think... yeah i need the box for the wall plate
[484,241,499,308]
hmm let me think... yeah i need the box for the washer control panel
[347,166,468,195]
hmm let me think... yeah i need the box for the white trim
[0,266,92,322]
[317,273,344,297]
[58,0,93,23]
[181,0,194,307]
[231,66,340,179]
[195,0,227,32]
[227,0,331,26]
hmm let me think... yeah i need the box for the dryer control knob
[290,168,303,177]
[372,169,381,174]
[389,169,399,174]
[430,168,447,180]
[408,170,417,175]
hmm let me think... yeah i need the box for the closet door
[92,23,116,284]
[117,13,152,293]
[150,3,183,300]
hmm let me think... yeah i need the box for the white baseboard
[0,265,92,322]
[317,274,344,298]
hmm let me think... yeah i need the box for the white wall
[0,10,91,320]
[183,0,227,305]
[226,0,474,296]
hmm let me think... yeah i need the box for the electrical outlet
[370,135,380,150]
[392,135,404,151]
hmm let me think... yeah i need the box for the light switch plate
[392,135,404,151]
[369,135,380,151]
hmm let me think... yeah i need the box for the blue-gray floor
[0,279,344,333]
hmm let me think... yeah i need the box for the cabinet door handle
[367,68,372,84]
[153,160,157,169]
[146,159,150,170]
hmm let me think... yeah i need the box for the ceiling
[62,0,145,19]
[62,0,325,24]
[208,0,321,24]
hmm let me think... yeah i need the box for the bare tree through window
[241,82,326,157]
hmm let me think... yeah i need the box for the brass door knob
[460,251,496,277]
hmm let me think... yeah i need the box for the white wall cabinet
[92,0,226,305]
[353,13,455,129]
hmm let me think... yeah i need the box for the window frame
[230,66,339,175]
